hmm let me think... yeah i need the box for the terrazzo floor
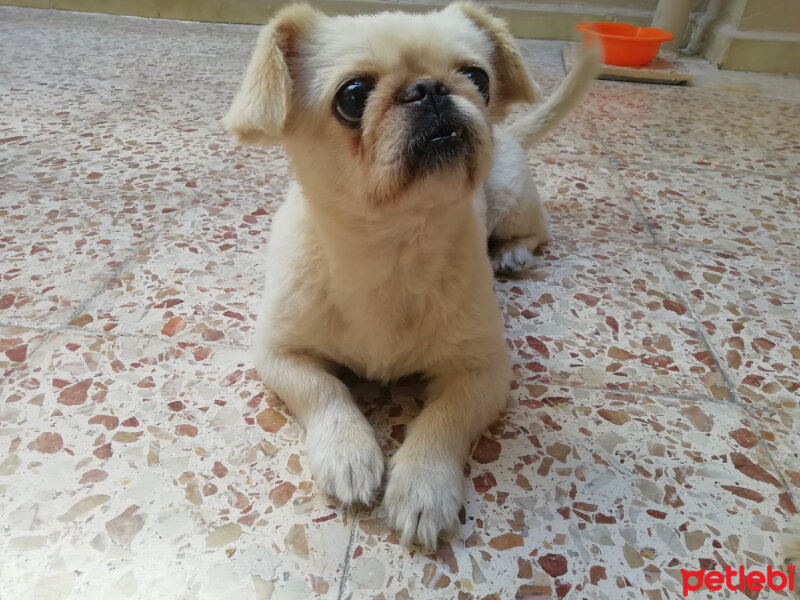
[2,7,800,600]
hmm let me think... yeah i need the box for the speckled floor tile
[745,407,800,500]
[587,86,790,175]
[499,240,728,400]
[529,157,645,242]
[0,6,256,62]
[1,38,240,159]
[3,122,212,198]
[2,83,287,201]
[771,137,800,176]
[0,184,184,327]
[0,331,351,599]
[2,48,136,156]
[619,166,800,258]
[1,89,125,158]
[1,10,251,165]
[70,191,279,345]
[748,99,800,176]
[506,105,607,162]
[661,246,800,411]
[185,143,290,204]
[535,116,609,162]
[340,384,796,600]
[0,326,49,377]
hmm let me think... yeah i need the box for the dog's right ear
[223,3,319,146]
[447,2,536,116]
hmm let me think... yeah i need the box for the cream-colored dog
[224,2,599,550]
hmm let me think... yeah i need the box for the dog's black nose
[397,78,450,104]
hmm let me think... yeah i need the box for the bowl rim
[576,21,674,43]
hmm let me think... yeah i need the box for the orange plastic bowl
[576,22,673,67]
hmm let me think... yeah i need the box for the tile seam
[60,192,194,331]
[604,133,744,408]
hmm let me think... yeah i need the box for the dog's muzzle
[398,78,472,172]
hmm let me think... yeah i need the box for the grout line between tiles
[603,144,745,410]
[4,310,748,412]
[335,509,360,600]
[0,320,56,332]
[526,125,751,411]
[744,120,799,179]
[753,428,800,511]
[0,327,57,389]
[333,384,396,599]
[601,136,800,506]
[742,402,800,511]
[61,325,251,351]
[61,192,194,331]
[604,157,661,247]
[2,100,132,160]
[531,135,798,190]
[547,380,738,407]
[601,130,800,510]
[654,250,746,408]
[0,192,202,377]
[0,321,250,353]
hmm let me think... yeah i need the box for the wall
[697,0,800,73]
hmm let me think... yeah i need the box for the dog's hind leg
[488,179,551,273]
[485,127,551,274]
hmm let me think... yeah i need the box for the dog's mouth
[406,117,472,172]
[425,124,465,146]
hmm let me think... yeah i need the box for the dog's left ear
[223,4,320,145]
[447,2,536,115]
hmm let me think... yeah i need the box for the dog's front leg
[255,349,384,505]
[384,361,509,551]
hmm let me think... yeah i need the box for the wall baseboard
[3,0,797,73]
[703,22,800,74]
[724,36,800,73]
[0,0,651,40]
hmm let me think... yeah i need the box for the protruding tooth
[450,131,457,137]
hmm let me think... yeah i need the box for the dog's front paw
[306,418,384,506]
[383,450,464,552]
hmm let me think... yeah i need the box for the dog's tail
[507,43,602,150]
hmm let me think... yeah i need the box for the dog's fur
[224,2,599,550]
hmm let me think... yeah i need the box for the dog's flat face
[298,10,497,206]
[224,3,535,210]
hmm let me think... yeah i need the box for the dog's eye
[460,67,490,104]
[334,78,375,127]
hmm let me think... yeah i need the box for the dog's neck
[300,179,486,293]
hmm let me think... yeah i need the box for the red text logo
[681,565,795,596]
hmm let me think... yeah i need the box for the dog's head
[223,2,535,208]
